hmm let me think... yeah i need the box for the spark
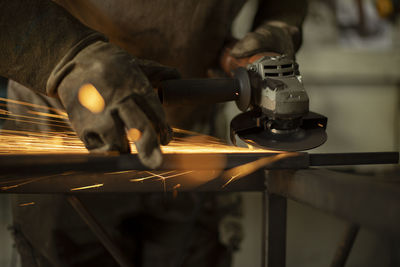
[0,127,275,154]
[5,111,70,124]
[129,170,193,193]
[134,170,194,182]
[172,183,181,198]
[0,174,61,191]
[70,183,104,191]
[0,177,36,185]
[0,108,9,115]
[151,170,195,180]
[146,171,167,192]
[105,170,137,175]
[27,110,69,119]
[0,129,87,154]
[18,202,35,207]
[129,170,176,182]
[0,98,276,156]
[222,172,242,188]
[0,96,291,193]
[0,114,71,129]
[221,152,299,188]
[0,97,67,116]
[173,184,181,189]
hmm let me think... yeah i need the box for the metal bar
[0,152,397,177]
[0,152,309,176]
[266,193,287,267]
[67,195,134,267]
[266,169,400,238]
[310,152,399,166]
[330,224,360,267]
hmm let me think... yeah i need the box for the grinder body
[159,55,327,151]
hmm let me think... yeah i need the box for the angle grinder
[158,53,327,151]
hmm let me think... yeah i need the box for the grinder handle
[157,48,276,108]
[158,78,240,106]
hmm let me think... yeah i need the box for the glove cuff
[230,20,302,59]
[46,33,107,97]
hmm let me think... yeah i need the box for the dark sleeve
[254,0,308,28]
[0,0,105,95]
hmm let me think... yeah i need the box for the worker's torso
[56,0,247,78]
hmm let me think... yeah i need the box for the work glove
[230,21,302,60]
[47,36,179,168]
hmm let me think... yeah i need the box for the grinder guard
[230,55,327,151]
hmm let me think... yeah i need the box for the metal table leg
[262,189,287,267]
[67,195,135,267]
[330,224,360,267]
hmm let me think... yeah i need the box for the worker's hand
[49,40,179,168]
[230,21,301,60]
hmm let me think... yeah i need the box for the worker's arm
[0,0,179,168]
[230,0,308,59]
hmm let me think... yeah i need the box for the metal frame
[264,168,400,267]
[1,151,399,267]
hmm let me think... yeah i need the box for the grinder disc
[230,110,327,151]
[237,128,327,151]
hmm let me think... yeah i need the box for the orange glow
[0,129,87,154]
[78,83,105,113]
[376,0,393,17]
[18,202,35,207]
[172,184,181,198]
[173,184,181,189]
[127,128,142,142]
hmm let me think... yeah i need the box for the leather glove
[47,35,179,168]
[230,21,302,60]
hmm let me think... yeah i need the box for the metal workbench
[0,151,399,267]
